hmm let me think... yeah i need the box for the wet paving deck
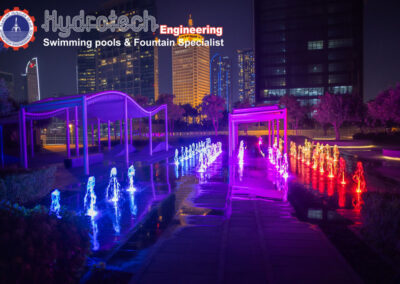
[131,155,363,284]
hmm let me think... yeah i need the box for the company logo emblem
[0,7,37,50]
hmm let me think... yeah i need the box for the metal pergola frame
[228,105,287,157]
[19,91,168,175]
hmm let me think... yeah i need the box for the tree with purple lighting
[156,94,184,133]
[367,84,400,130]
[314,92,350,140]
[201,94,226,136]
[133,94,149,134]
[279,94,305,134]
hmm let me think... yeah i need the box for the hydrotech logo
[41,10,223,38]
[0,7,37,50]
[41,10,159,38]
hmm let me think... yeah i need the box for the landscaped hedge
[0,202,91,284]
[0,166,56,204]
[361,192,400,253]
[353,132,400,144]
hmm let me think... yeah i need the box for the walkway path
[130,155,363,284]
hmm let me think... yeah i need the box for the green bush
[361,192,400,252]
[0,166,56,204]
[0,202,91,284]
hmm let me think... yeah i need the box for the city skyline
[0,0,399,103]
[0,0,253,104]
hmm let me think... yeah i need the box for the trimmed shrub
[0,166,56,204]
[353,132,400,144]
[0,202,90,284]
[361,192,400,252]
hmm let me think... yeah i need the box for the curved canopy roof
[24,91,166,122]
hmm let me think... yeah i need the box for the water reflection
[289,156,367,212]
[112,201,121,235]
[128,191,137,216]
[90,216,99,251]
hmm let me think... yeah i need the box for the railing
[41,127,389,145]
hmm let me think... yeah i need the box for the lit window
[308,40,324,50]
[328,39,353,48]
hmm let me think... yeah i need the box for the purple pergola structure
[228,105,287,157]
[19,91,168,175]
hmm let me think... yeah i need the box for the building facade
[172,15,210,107]
[23,58,40,103]
[0,71,14,99]
[77,0,159,103]
[211,55,232,111]
[237,49,256,105]
[254,0,363,105]
[77,48,97,94]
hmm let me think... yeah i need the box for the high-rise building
[77,0,159,102]
[77,48,97,94]
[23,58,40,103]
[0,71,14,99]
[211,55,232,111]
[254,0,363,106]
[172,15,210,107]
[237,49,255,105]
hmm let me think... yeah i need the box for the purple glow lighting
[229,105,287,157]
[19,91,169,174]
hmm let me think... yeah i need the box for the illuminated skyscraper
[237,49,255,105]
[172,15,210,107]
[77,48,97,94]
[211,55,232,111]
[77,0,158,102]
[254,0,363,105]
[23,58,40,103]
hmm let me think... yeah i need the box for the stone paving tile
[139,272,217,284]
[134,157,363,284]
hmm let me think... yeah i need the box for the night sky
[0,0,398,102]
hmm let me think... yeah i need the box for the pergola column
[0,126,3,168]
[277,119,280,148]
[165,107,168,151]
[149,114,153,156]
[114,121,117,142]
[30,120,35,157]
[166,158,171,193]
[272,119,275,146]
[65,110,70,158]
[97,118,101,152]
[75,106,79,157]
[91,124,94,146]
[234,123,238,152]
[82,97,89,175]
[107,120,111,150]
[268,120,271,146]
[130,118,133,145]
[119,120,123,144]
[124,97,129,165]
[284,109,288,154]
